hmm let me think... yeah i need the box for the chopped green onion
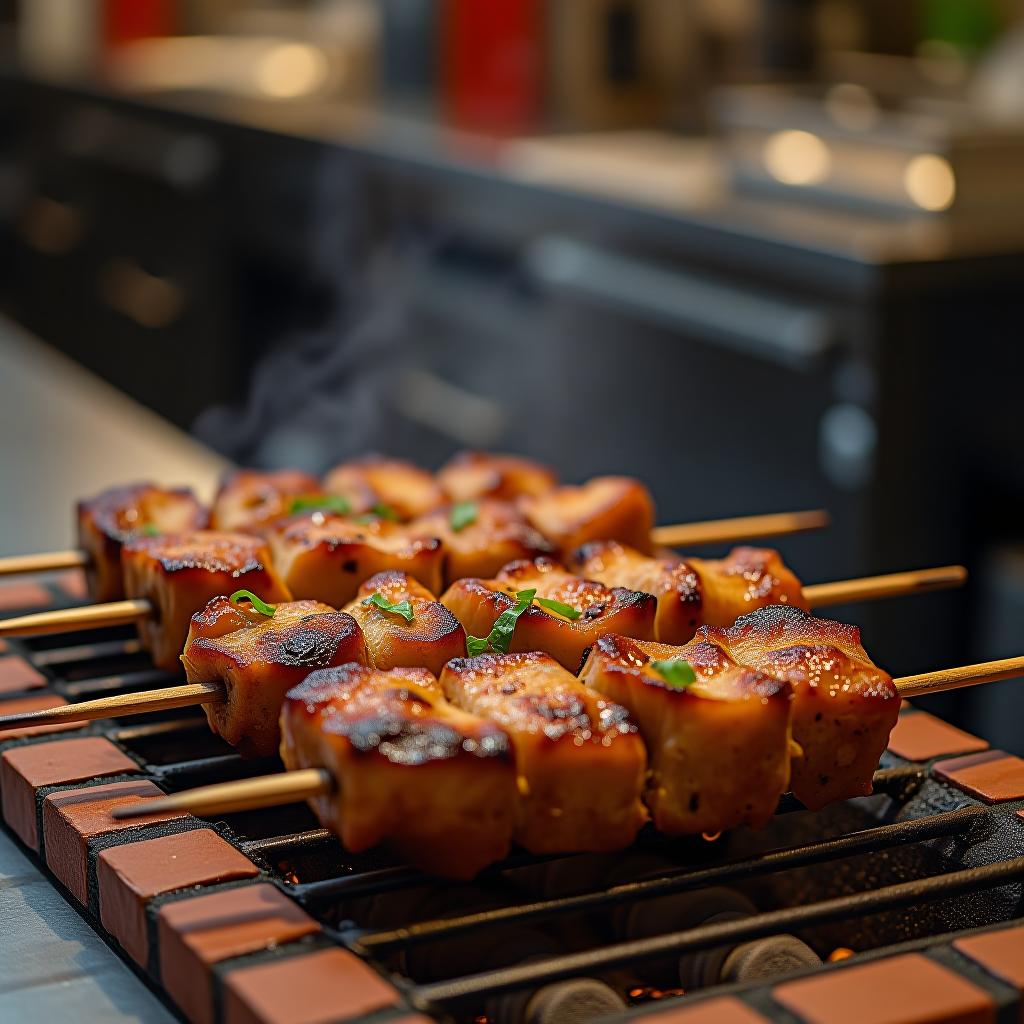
[449,501,478,532]
[534,597,581,621]
[229,590,277,617]
[289,495,351,516]
[649,658,697,690]
[362,593,415,623]
[466,588,537,657]
[142,524,160,537]
[371,503,399,520]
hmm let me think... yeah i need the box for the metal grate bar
[412,857,1024,1006]
[110,718,208,742]
[242,829,335,857]
[30,638,143,667]
[152,753,281,785]
[63,669,178,698]
[357,806,989,952]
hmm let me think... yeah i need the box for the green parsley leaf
[362,593,415,623]
[466,635,490,657]
[534,597,581,621]
[449,501,478,532]
[289,495,351,516]
[371,503,399,520]
[229,590,277,617]
[466,588,537,657]
[649,658,697,690]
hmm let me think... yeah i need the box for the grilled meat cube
[344,571,466,676]
[519,476,655,555]
[323,455,444,520]
[76,484,207,603]
[440,557,656,671]
[571,542,808,644]
[281,664,517,879]
[580,634,792,835]
[438,450,558,502]
[121,531,291,671]
[266,513,444,607]
[716,605,899,810]
[210,469,323,533]
[440,652,647,853]
[181,598,368,758]
[412,499,553,585]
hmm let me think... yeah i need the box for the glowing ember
[828,947,855,962]
[702,831,722,842]
[628,986,685,1004]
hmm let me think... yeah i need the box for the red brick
[887,712,989,761]
[0,639,7,654]
[637,996,769,1023]
[933,750,1024,803]
[223,947,399,1024]
[158,884,320,1024]
[773,953,993,1024]
[98,829,259,967]
[0,655,46,694]
[1,737,138,850]
[0,580,52,611]
[954,925,1024,1015]
[0,693,83,738]
[43,779,188,905]
[56,570,89,601]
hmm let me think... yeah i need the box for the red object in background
[441,0,543,134]
[104,0,177,47]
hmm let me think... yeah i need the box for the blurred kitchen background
[0,0,1022,747]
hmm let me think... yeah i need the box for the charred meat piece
[571,542,807,644]
[281,664,517,879]
[519,476,655,555]
[210,469,324,533]
[266,513,444,607]
[412,499,553,585]
[181,598,368,758]
[580,633,792,835]
[714,605,899,810]
[440,652,647,853]
[437,450,558,502]
[344,571,466,676]
[76,484,208,602]
[323,455,444,520]
[441,556,656,671]
[121,530,291,671]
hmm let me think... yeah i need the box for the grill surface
[2,594,1023,1024]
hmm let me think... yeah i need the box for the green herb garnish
[229,590,277,617]
[371,503,399,520]
[534,597,581,621]
[142,524,160,537]
[466,588,537,656]
[362,593,415,623]
[449,501,478,532]
[649,658,697,690]
[289,495,351,516]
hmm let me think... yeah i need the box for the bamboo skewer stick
[803,565,968,607]
[0,549,90,576]
[111,654,1024,823]
[650,509,828,549]
[0,599,151,638]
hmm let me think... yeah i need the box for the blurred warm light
[256,43,331,99]
[903,154,956,211]
[915,39,969,87]
[824,83,879,132]
[762,130,831,186]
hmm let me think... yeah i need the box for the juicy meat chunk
[440,652,647,853]
[323,455,444,520]
[438,450,558,502]
[76,484,208,602]
[714,605,899,810]
[579,633,792,835]
[281,664,517,878]
[440,556,656,671]
[344,571,466,676]
[412,499,552,585]
[182,598,368,758]
[519,476,655,554]
[210,469,323,533]
[121,530,291,671]
[266,513,444,607]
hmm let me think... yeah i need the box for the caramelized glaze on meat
[440,652,647,853]
[437,450,558,502]
[440,556,656,671]
[76,484,208,602]
[121,530,291,670]
[412,499,553,585]
[344,571,466,676]
[280,664,517,878]
[580,633,792,835]
[182,598,367,757]
[712,605,899,809]
[266,513,444,607]
[571,542,807,643]
[323,455,444,520]
[210,469,323,533]
[519,476,655,554]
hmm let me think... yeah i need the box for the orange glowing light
[828,947,855,962]
[702,830,722,842]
